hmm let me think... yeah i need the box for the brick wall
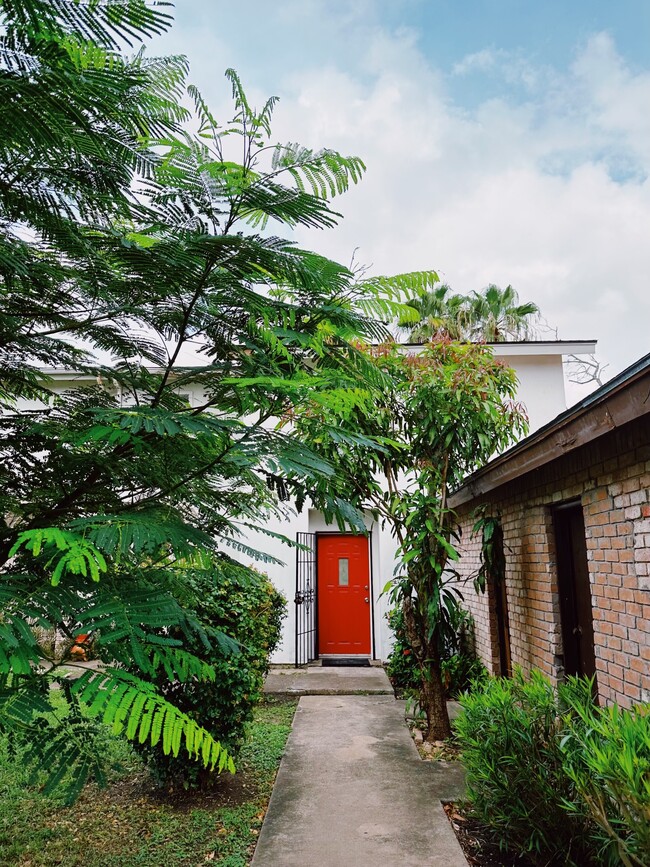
[453,416,650,708]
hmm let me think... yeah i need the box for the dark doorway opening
[494,573,512,677]
[552,502,597,686]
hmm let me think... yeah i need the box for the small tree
[299,340,527,740]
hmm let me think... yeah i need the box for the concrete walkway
[254,668,467,866]
[263,663,393,696]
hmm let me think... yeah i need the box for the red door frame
[315,531,375,658]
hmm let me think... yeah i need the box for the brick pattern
[453,417,650,708]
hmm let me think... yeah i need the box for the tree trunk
[419,641,452,742]
[402,597,452,742]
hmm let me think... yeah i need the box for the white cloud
[154,14,650,386]
[452,48,499,76]
[266,29,650,383]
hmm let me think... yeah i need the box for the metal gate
[295,532,317,667]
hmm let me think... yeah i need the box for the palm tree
[467,284,539,342]
[399,283,470,342]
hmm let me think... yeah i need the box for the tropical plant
[398,283,468,342]
[299,339,527,739]
[466,283,539,341]
[0,0,426,800]
[399,282,539,344]
[385,605,486,699]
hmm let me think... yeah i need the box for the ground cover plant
[0,695,296,867]
[453,669,650,867]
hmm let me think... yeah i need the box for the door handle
[572,625,582,637]
[364,597,369,603]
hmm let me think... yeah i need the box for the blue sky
[152,1,650,389]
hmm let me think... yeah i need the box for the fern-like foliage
[0,0,436,802]
[9,529,108,585]
[1,667,232,805]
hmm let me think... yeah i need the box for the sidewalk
[253,668,467,866]
[263,663,393,696]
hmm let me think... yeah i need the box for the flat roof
[38,341,598,378]
[396,339,597,356]
[449,350,650,508]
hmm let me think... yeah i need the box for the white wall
[498,354,567,434]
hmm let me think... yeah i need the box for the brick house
[449,352,650,708]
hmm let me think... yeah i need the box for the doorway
[317,534,371,656]
[552,502,597,683]
[494,573,512,677]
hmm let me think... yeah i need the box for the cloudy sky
[152,1,650,390]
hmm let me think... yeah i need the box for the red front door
[317,534,371,655]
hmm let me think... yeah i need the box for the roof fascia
[449,355,650,508]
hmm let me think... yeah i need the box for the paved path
[253,670,467,866]
[263,664,393,696]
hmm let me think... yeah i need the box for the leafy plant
[133,557,286,789]
[441,651,487,700]
[454,669,594,865]
[399,281,540,343]
[299,339,527,740]
[385,607,419,694]
[386,605,486,699]
[471,508,506,595]
[559,681,650,867]
[455,669,650,866]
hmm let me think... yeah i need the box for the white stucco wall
[494,352,568,434]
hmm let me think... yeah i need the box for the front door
[553,502,597,683]
[317,534,371,656]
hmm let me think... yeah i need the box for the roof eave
[449,351,650,509]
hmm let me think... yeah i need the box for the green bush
[385,607,419,693]
[454,669,650,867]
[385,605,486,698]
[559,681,650,867]
[441,651,487,699]
[133,557,286,789]
[454,669,594,865]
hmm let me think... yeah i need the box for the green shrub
[385,607,419,693]
[454,669,594,865]
[385,605,486,698]
[441,651,487,699]
[559,680,650,867]
[455,669,650,866]
[133,557,286,789]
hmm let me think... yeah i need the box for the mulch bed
[443,802,535,867]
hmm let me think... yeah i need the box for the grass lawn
[0,697,296,867]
